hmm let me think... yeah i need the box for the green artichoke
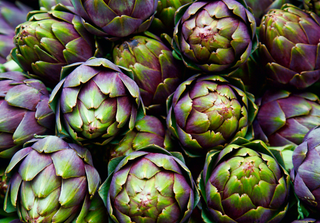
[49,58,141,146]
[259,4,320,89]
[245,0,288,25]
[99,145,200,223]
[149,0,194,36]
[199,139,290,223]
[0,1,31,63]
[12,6,96,88]
[3,135,101,222]
[39,0,73,11]
[253,89,320,147]
[0,71,55,159]
[172,0,256,73]
[167,74,257,156]
[291,126,320,211]
[70,0,158,38]
[303,0,320,16]
[113,32,184,116]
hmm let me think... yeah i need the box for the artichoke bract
[0,71,55,159]
[199,139,290,223]
[3,135,101,222]
[99,145,200,223]
[167,74,257,157]
[149,0,194,36]
[70,0,158,38]
[12,5,95,88]
[245,0,288,25]
[113,32,184,116]
[172,0,256,73]
[39,0,73,11]
[259,4,320,90]
[0,1,31,63]
[291,126,320,211]
[49,58,141,146]
[253,89,320,147]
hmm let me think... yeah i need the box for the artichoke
[291,126,320,211]
[199,139,290,223]
[253,89,320,147]
[99,145,200,223]
[172,0,256,73]
[113,32,184,116]
[0,1,31,63]
[167,74,257,156]
[3,135,101,222]
[0,71,55,159]
[70,0,158,38]
[149,0,194,36]
[12,6,96,88]
[108,115,174,160]
[259,4,320,89]
[303,0,320,16]
[245,0,288,25]
[49,58,141,146]
[39,0,73,11]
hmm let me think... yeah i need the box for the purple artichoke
[167,74,257,156]
[199,139,290,223]
[0,71,55,159]
[3,135,101,222]
[71,0,158,38]
[259,4,320,89]
[291,126,320,211]
[49,58,141,146]
[172,0,256,73]
[113,32,184,116]
[99,145,200,223]
[12,6,96,88]
[253,89,320,147]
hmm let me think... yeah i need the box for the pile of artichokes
[1,0,320,222]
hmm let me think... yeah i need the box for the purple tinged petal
[109,165,131,199]
[52,205,80,222]
[35,98,55,130]
[173,173,191,211]
[116,96,132,128]
[270,36,295,68]
[221,193,256,220]
[157,203,180,223]
[269,177,288,208]
[154,172,174,197]
[59,176,87,207]
[78,79,105,109]
[84,0,117,26]
[5,147,32,173]
[37,187,61,216]
[13,111,48,145]
[174,93,192,129]
[277,95,312,118]
[51,149,85,179]
[292,141,308,170]
[101,16,144,37]
[8,173,22,207]
[257,100,286,136]
[130,157,160,180]
[69,143,93,166]
[32,136,69,153]
[63,64,99,88]
[18,150,52,181]
[32,163,61,198]
[84,164,100,196]
[60,87,80,113]
[93,72,126,97]
[144,153,182,174]
[20,181,35,211]
[289,44,317,72]
[5,84,40,110]
[131,0,156,20]
[235,206,274,223]
[0,101,25,133]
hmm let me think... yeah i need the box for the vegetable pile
[1,0,320,222]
